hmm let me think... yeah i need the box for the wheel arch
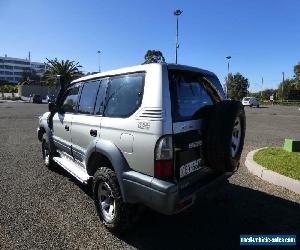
[85,139,131,201]
[38,119,55,154]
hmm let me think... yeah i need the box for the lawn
[253,147,300,181]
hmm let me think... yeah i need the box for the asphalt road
[0,103,299,249]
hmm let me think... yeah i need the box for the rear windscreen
[168,70,223,122]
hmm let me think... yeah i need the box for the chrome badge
[138,121,150,130]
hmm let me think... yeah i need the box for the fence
[260,99,300,106]
[18,85,58,98]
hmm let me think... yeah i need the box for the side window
[61,86,80,113]
[78,81,100,114]
[94,79,109,115]
[104,73,145,118]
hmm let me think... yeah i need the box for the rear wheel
[93,167,133,233]
[203,100,246,173]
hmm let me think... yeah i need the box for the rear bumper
[122,171,232,215]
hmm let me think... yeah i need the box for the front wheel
[42,134,53,167]
[93,167,133,233]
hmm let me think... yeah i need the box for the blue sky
[0,0,299,91]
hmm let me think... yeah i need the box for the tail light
[154,136,174,179]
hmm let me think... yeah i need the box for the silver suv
[37,63,246,232]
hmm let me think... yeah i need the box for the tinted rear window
[169,70,221,122]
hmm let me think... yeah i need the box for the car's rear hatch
[168,67,224,190]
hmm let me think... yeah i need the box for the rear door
[99,73,146,173]
[71,79,108,163]
[168,69,223,181]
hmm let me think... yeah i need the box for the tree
[143,50,165,64]
[294,62,300,89]
[0,84,18,94]
[43,58,83,87]
[225,73,249,100]
[278,78,299,100]
[248,91,260,99]
[294,62,300,80]
[261,88,276,100]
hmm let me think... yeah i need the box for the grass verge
[253,147,300,180]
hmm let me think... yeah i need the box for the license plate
[179,158,202,178]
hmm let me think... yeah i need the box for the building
[0,54,46,84]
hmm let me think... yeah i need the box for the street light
[226,56,231,74]
[225,56,231,96]
[174,9,183,64]
[97,50,101,72]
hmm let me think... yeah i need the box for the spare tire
[202,100,246,173]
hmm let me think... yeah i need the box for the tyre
[203,100,246,173]
[256,104,260,108]
[42,133,53,167]
[93,167,132,233]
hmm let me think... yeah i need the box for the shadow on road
[119,183,300,250]
[48,163,94,196]
[48,164,299,250]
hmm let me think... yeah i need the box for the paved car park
[0,103,299,249]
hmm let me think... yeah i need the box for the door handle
[90,129,97,137]
[65,125,70,131]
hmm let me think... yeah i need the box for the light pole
[226,56,231,74]
[225,56,231,97]
[282,72,285,101]
[174,9,183,64]
[97,50,101,72]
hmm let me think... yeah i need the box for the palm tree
[43,58,83,87]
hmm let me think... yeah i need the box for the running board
[53,156,91,184]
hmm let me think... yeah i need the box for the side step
[53,156,91,184]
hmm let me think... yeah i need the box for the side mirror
[48,102,57,113]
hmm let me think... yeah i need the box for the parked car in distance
[242,97,259,107]
[37,63,246,232]
[32,94,43,103]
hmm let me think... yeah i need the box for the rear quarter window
[103,73,145,118]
